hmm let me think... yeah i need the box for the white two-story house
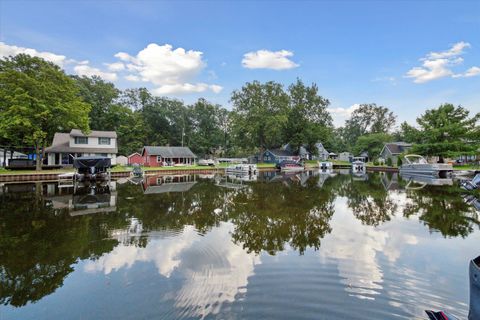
[45,129,118,166]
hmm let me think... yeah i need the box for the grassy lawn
[453,165,480,170]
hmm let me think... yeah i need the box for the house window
[99,153,108,157]
[157,156,162,162]
[98,137,111,145]
[74,137,88,144]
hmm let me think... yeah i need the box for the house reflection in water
[45,182,117,216]
[142,175,197,194]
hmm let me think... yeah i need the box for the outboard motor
[470,256,480,320]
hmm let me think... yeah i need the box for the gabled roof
[383,142,412,155]
[267,148,296,157]
[128,152,141,158]
[142,146,197,158]
[45,132,118,153]
[70,129,117,138]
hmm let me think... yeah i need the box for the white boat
[400,154,453,178]
[351,157,366,173]
[318,161,333,170]
[225,164,257,175]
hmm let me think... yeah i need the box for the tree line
[1,54,479,170]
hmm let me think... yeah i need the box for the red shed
[128,152,144,165]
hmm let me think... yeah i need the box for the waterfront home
[141,146,197,166]
[282,142,330,161]
[379,142,412,164]
[338,152,353,162]
[0,148,28,167]
[128,152,143,165]
[260,148,300,164]
[45,129,118,166]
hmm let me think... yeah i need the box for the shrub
[386,157,393,167]
[397,157,403,167]
[373,159,379,166]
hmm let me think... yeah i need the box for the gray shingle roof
[45,132,118,153]
[70,129,117,138]
[143,146,197,158]
[384,142,412,155]
[268,148,296,157]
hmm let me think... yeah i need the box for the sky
[0,0,479,127]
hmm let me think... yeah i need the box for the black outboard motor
[470,255,480,320]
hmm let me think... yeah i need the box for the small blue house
[260,149,300,164]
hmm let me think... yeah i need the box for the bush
[397,157,403,167]
[373,159,379,166]
[386,157,393,167]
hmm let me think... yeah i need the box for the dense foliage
[1,54,479,170]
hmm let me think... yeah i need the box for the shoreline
[0,164,401,183]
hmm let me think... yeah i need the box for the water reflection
[0,171,479,319]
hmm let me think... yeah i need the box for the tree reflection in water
[402,181,480,237]
[1,171,480,308]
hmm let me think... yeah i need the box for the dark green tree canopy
[406,103,480,158]
[0,54,90,170]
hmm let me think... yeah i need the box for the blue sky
[1,0,479,127]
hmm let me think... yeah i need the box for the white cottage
[45,129,118,166]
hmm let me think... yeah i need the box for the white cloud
[152,83,223,95]
[114,43,221,95]
[124,74,141,82]
[105,61,125,71]
[242,49,299,70]
[74,64,118,81]
[453,66,480,78]
[0,42,119,82]
[0,41,67,66]
[327,103,360,127]
[405,41,479,83]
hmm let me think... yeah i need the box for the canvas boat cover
[73,156,111,169]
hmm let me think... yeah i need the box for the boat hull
[400,163,453,178]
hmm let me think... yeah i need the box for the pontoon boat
[400,154,453,178]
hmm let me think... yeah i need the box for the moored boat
[73,156,111,182]
[225,164,257,175]
[318,161,333,170]
[400,154,453,178]
[277,160,304,172]
[351,157,366,173]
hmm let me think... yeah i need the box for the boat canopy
[403,154,428,164]
[73,156,111,169]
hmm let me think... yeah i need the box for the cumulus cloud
[452,66,480,78]
[74,64,118,81]
[152,83,223,95]
[405,41,479,83]
[242,49,299,70]
[113,43,222,95]
[327,104,360,127]
[105,61,125,71]
[0,42,118,82]
[0,41,67,66]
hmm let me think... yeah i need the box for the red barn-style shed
[128,152,144,165]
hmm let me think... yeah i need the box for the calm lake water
[1,170,479,319]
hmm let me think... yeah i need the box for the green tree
[342,103,396,149]
[0,54,90,170]
[353,133,393,160]
[72,75,120,130]
[188,98,229,156]
[409,104,480,161]
[230,81,289,156]
[284,79,333,154]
